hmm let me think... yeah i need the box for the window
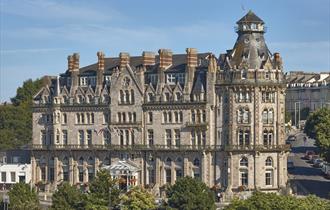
[164,92,170,102]
[103,157,111,166]
[80,77,87,86]
[166,169,171,183]
[79,167,84,183]
[49,167,54,182]
[202,110,206,122]
[41,130,46,145]
[167,74,176,84]
[179,111,183,122]
[241,70,247,79]
[62,113,67,124]
[193,158,200,167]
[131,90,135,104]
[103,112,109,124]
[41,167,46,181]
[120,90,124,104]
[145,93,152,102]
[191,110,196,122]
[103,130,111,145]
[56,130,60,144]
[240,170,248,186]
[262,92,275,103]
[62,157,69,182]
[174,129,180,147]
[79,130,84,145]
[236,91,250,103]
[1,172,6,182]
[237,108,249,123]
[265,170,273,186]
[62,130,68,145]
[148,169,155,185]
[125,90,130,103]
[149,74,158,84]
[265,157,273,166]
[240,157,248,167]
[191,131,196,146]
[10,172,15,182]
[117,113,122,123]
[177,73,185,84]
[263,130,273,145]
[262,108,274,124]
[238,129,250,145]
[175,92,181,101]
[148,130,154,146]
[165,129,172,147]
[87,130,92,145]
[88,157,94,182]
[148,112,153,123]
[176,169,182,180]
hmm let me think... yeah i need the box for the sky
[0,0,329,102]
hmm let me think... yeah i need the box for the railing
[185,122,209,129]
[31,144,290,152]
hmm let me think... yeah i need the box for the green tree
[8,183,39,210]
[304,108,330,161]
[51,182,86,210]
[86,169,121,209]
[285,111,292,123]
[166,176,216,210]
[224,191,330,210]
[120,186,156,210]
[0,78,45,149]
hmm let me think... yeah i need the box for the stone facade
[31,11,289,196]
[285,71,330,125]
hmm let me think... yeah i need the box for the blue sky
[0,0,329,102]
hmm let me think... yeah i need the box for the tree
[224,191,330,210]
[304,108,330,161]
[166,176,216,210]
[0,78,45,149]
[51,182,86,210]
[120,186,156,210]
[285,111,292,124]
[8,183,39,210]
[86,169,121,209]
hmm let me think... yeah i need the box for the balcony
[31,144,223,151]
[185,122,209,129]
[224,144,291,152]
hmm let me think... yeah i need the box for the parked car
[308,155,320,163]
[287,160,294,169]
[322,163,330,174]
[312,159,324,168]
[287,135,296,141]
[304,150,315,160]
[325,171,330,179]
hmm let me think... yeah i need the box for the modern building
[0,164,31,190]
[31,11,289,197]
[285,71,330,125]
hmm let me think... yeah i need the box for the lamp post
[294,101,301,128]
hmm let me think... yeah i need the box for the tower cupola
[236,10,265,34]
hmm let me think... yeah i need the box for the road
[288,131,330,199]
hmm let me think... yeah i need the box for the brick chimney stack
[73,53,80,70]
[142,51,155,66]
[186,48,198,68]
[97,51,105,87]
[67,55,74,71]
[158,49,172,69]
[273,52,283,70]
[119,52,130,68]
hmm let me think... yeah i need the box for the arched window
[131,89,135,104]
[262,108,274,124]
[202,110,206,122]
[120,90,124,103]
[175,92,181,101]
[87,157,94,165]
[163,111,167,123]
[62,157,69,181]
[176,157,182,163]
[76,113,80,124]
[91,113,94,124]
[78,157,84,165]
[265,157,273,166]
[263,129,273,145]
[128,112,132,122]
[193,158,200,167]
[191,110,196,122]
[122,112,126,122]
[179,111,183,122]
[240,157,248,167]
[117,112,122,122]
[166,157,172,164]
[174,112,179,123]
[125,90,130,103]
[103,157,110,166]
[133,112,136,123]
[168,112,172,123]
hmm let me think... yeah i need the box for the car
[308,155,320,163]
[322,163,330,174]
[312,159,323,168]
[287,135,296,141]
[304,150,315,160]
[325,171,330,179]
[287,160,294,169]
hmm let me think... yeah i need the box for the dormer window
[164,92,170,102]
[149,74,158,85]
[166,74,176,84]
[80,77,87,86]
[177,73,185,84]
[251,23,257,30]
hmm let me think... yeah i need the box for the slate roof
[237,10,264,24]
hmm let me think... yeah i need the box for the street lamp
[294,102,301,128]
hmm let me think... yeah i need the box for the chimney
[67,55,74,71]
[158,49,172,68]
[119,52,130,67]
[73,53,80,70]
[142,51,155,66]
[97,51,105,87]
[273,52,283,70]
[186,48,198,67]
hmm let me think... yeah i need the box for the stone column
[95,157,100,175]
[69,157,74,184]
[171,161,175,185]
[183,157,189,176]
[54,157,59,188]
[225,153,233,198]
[31,156,36,185]
[155,157,161,186]
[201,152,206,182]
